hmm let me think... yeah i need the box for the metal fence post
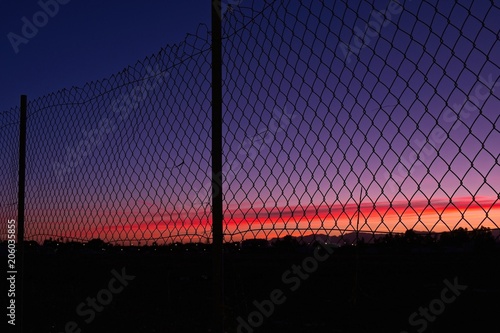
[211,1,224,332]
[17,94,27,333]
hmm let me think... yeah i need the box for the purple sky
[1,0,498,244]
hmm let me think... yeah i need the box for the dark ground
[3,236,500,333]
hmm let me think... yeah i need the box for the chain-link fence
[0,106,20,231]
[221,0,499,243]
[1,0,499,246]
[2,26,215,245]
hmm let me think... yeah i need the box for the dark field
[5,236,498,333]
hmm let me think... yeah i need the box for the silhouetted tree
[273,235,299,250]
[439,227,469,246]
[87,238,107,249]
[470,227,495,250]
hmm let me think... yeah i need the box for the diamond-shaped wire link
[0,1,498,246]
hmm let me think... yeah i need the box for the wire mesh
[2,25,214,245]
[0,0,499,246]
[221,0,499,243]
[0,107,20,233]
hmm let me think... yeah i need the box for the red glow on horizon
[46,195,497,244]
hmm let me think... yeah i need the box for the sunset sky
[1,0,499,245]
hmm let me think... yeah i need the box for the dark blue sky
[1,0,498,244]
[1,0,209,111]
